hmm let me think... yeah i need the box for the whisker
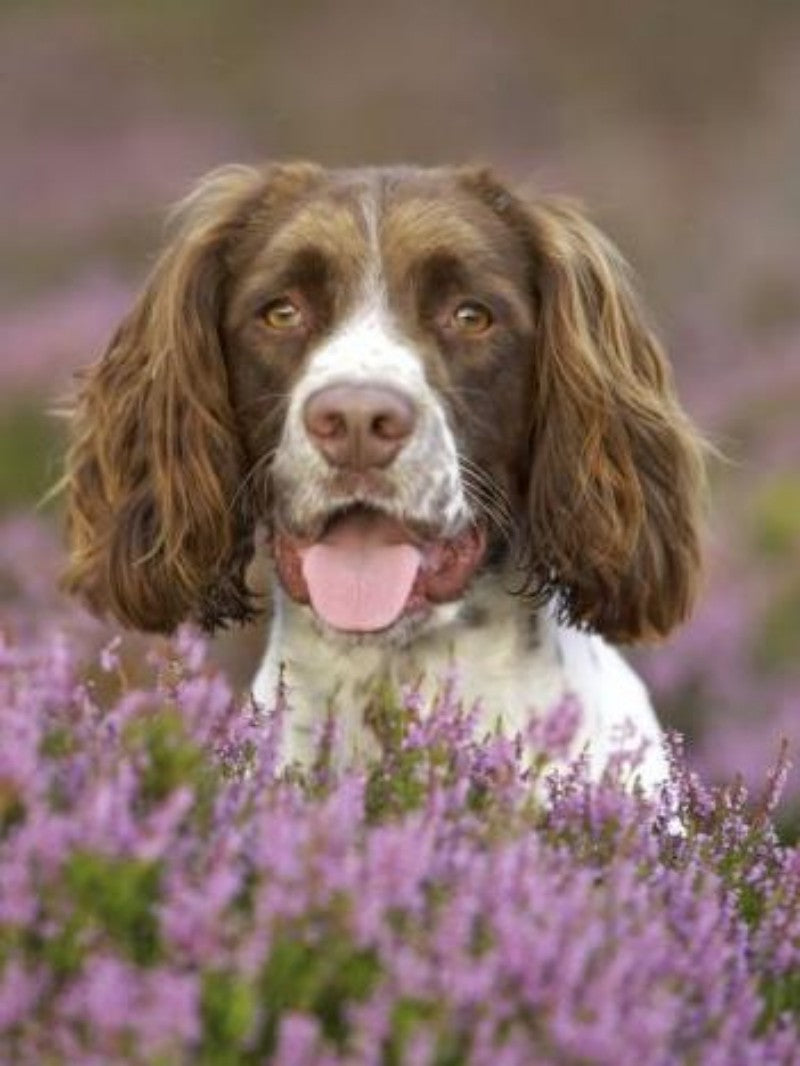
[438,383,493,401]
[459,465,517,545]
[228,448,277,514]
[461,486,514,531]
[458,458,516,524]
[462,486,515,547]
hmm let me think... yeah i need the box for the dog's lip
[268,504,487,632]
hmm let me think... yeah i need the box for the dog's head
[63,162,705,642]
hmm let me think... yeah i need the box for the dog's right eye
[450,300,494,336]
[261,296,305,332]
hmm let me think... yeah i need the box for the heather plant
[0,627,798,1065]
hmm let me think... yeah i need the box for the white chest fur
[251,572,668,790]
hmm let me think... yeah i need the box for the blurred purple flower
[0,275,132,393]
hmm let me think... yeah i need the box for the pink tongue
[300,513,422,632]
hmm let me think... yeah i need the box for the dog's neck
[252,569,594,768]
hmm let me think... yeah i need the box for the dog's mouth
[271,503,486,634]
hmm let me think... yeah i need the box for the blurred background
[1,0,799,804]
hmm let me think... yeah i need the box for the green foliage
[196,931,382,1062]
[752,475,800,560]
[364,687,430,822]
[199,971,258,1065]
[363,683,468,823]
[257,933,381,1055]
[0,403,61,512]
[39,727,77,760]
[0,778,25,837]
[124,706,217,815]
[385,998,470,1066]
[365,754,430,823]
[64,852,161,966]
[39,913,86,980]
[759,970,800,1033]
[754,580,800,672]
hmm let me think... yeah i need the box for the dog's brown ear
[62,165,269,633]
[463,170,706,642]
[524,195,706,642]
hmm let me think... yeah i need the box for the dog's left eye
[451,300,493,335]
[261,297,305,331]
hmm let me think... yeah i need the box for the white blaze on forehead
[288,178,427,411]
[359,173,384,292]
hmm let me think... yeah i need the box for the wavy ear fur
[464,171,706,642]
[524,196,706,642]
[63,165,269,633]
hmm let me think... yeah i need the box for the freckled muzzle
[271,508,487,633]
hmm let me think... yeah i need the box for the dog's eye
[262,296,305,332]
[451,300,493,335]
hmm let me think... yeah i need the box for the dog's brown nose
[303,383,416,469]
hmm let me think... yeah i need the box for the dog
[63,162,705,785]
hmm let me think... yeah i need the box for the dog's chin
[268,501,486,640]
[308,602,449,650]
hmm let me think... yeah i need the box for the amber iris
[452,300,493,334]
[262,297,304,331]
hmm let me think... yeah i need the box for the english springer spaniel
[63,163,705,786]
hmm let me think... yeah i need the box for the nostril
[371,400,414,442]
[311,408,347,440]
[372,413,392,439]
[304,393,348,444]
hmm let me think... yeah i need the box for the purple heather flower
[0,623,797,1063]
[0,963,44,1030]
[272,1012,324,1065]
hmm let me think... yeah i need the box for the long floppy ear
[519,195,706,642]
[62,165,270,633]
[462,171,706,643]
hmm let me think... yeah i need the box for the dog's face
[222,168,537,636]
[63,163,705,643]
